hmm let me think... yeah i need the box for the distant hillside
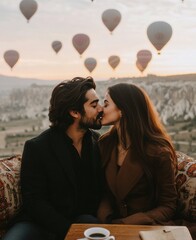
[0,75,61,93]
[0,73,195,91]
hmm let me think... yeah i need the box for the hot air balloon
[147,21,172,54]
[84,58,97,73]
[136,60,145,73]
[108,55,120,70]
[19,0,38,22]
[136,49,152,72]
[102,9,121,34]
[72,34,90,57]
[52,41,62,54]
[4,50,20,69]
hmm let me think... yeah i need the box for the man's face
[79,89,103,130]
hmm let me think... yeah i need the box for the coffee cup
[84,227,115,240]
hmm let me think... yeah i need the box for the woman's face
[101,92,122,126]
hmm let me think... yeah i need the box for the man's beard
[79,113,102,130]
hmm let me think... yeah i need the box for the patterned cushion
[176,151,196,222]
[0,155,22,237]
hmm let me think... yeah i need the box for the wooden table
[65,224,165,240]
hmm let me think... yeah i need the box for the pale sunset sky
[0,0,195,81]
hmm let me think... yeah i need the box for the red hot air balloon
[147,21,172,54]
[19,0,38,22]
[84,58,97,73]
[72,34,90,57]
[102,9,121,34]
[52,41,62,54]
[4,50,20,69]
[108,55,120,70]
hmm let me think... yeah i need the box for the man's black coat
[20,127,103,239]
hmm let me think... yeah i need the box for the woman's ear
[69,110,80,119]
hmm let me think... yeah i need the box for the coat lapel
[105,146,144,201]
[116,150,144,200]
[49,129,76,190]
[105,147,119,197]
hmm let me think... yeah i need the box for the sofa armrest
[0,155,22,236]
[176,151,196,222]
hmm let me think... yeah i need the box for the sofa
[0,152,195,239]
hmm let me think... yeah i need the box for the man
[3,77,103,240]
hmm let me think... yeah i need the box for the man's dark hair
[49,76,96,130]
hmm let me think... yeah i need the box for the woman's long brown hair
[108,83,177,171]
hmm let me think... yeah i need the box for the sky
[0,0,196,81]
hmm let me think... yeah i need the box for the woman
[98,83,178,225]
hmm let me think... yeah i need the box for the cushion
[0,155,22,237]
[176,151,196,222]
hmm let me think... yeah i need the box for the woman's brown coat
[98,131,177,225]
